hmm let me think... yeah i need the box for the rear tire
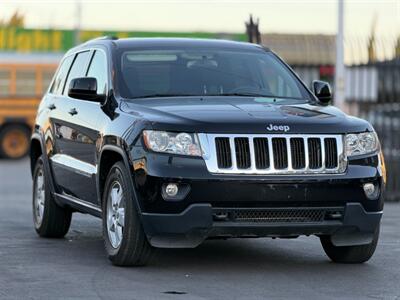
[32,156,72,237]
[102,161,154,266]
[320,226,380,264]
[0,124,30,159]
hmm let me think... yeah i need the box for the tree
[0,11,25,27]
[395,36,400,58]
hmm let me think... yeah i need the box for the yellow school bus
[0,54,60,159]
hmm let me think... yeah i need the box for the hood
[120,96,373,134]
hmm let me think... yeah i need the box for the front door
[50,49,108,205]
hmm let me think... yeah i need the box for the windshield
[116,48,310,101]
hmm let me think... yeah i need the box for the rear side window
[86,50,108,95]
[63,51,91,95]
[50,55,74,95]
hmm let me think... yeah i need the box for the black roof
[69,37,268,54]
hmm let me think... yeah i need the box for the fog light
[363,183,379,200]
[165,183,179,197]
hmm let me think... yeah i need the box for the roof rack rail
[84,36,119,43]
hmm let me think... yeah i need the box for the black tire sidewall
[32,156,72,237]
[320,225,380,263]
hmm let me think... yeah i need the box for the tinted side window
[50,55,74,95]
[87,50,108,95]
[63,51,91,95]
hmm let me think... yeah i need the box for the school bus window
[0,62,58,159]
[15,69,36,97]
[0,69,10,97]
[42,70,55,94]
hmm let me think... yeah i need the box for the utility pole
[335,0,346,111]
[74,0,82,46]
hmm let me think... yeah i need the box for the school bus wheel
[0,124,31,159]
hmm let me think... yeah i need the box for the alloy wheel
[33,169,45,227]
[106,181,125,248]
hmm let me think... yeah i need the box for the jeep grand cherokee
[30,37,385,266]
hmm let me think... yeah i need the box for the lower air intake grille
[230,208,343,223]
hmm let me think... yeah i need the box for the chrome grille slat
[199,133,346,175]
[268,137,274,170]
[320,137,326,169]
[248,137,256,169]
[286,137,293,171]
[228,137,237,170]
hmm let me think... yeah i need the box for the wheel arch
[29,131,61,205]
[98,145,138,208]
[30,133,44,177]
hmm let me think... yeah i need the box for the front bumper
[141,203,382,248]
[131,150,384,248]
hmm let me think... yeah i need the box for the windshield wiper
[206,92,276,97]
[131,94,197,99]
[207,93,309,101]
[130,93,307,101]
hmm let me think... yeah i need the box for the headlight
[345,132,379,157]
[143,130,202,156]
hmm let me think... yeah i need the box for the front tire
[32,156,72,237]
[102,161,153,266]
[320,226,380,264]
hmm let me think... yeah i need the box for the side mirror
[312,80,332,104]
[68,77,105,102]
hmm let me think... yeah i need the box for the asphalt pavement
[0,158,399,300]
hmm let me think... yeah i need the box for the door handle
[48,103,56,110]
[68,108,78,116]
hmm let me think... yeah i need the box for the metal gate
[348,59,400,201]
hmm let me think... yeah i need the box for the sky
[2,0,399,38]
[1,0,399,62]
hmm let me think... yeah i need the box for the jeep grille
[199,134,346,175]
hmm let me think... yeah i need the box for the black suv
[30,37,385,266]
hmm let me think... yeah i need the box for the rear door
[43,54,74,189]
